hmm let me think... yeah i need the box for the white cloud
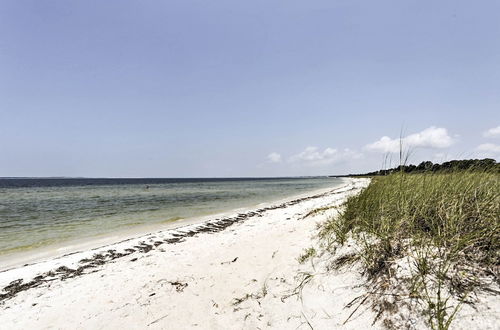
[266,152,282,163]
[365,136,400,153]
[483,125,500,138]
[477,143,500,154]
[365,127,454,153]
[289,146,362,166]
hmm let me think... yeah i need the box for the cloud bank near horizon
[288,147,362,167]
[365,127,455,153]
[265,125,500,174]
[476,125,500,158]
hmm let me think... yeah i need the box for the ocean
[0,177,344,257]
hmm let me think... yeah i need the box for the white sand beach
[3,1,499,328]
[0,178,497,329]
[0,179,373,329]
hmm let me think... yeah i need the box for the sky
[1,0,499,177]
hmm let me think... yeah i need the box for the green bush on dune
[321,170,499,329]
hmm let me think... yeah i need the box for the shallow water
[0,177,343,256]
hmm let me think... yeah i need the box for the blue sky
[1,0,499,177]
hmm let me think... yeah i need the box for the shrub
[321,170,499,329]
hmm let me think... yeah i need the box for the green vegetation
[320,170,499,329]
[345,158,499,177]
[298,247,317,264]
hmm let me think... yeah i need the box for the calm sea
[0,177,344,256]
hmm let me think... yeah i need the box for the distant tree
[416,161,433,172]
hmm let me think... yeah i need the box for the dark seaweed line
[0,184,353,303]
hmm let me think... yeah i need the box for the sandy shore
[0,179,350,271]
[0,178,382,329]
[1,177,498,329]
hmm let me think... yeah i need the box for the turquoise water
[0,177,344,256]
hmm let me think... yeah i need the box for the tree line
[343,158,499,177]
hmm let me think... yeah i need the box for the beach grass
[320,170,499,329]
